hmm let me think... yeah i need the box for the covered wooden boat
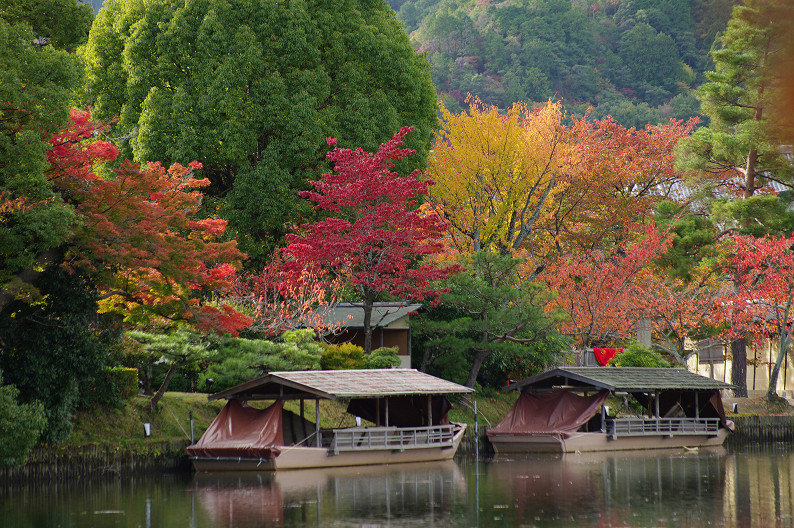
[487,367,734,453]
[187,369,473,471]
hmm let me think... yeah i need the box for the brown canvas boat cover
[186,400,284,459]
[487,390,609,437]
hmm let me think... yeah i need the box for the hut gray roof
[321,302,423,329]
[209,369,473,401]
[508,367,734,393]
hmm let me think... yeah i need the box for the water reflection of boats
[190,460,466,528]
[187,369,473,471]
[488,367,735,453]
[483,449,728,521]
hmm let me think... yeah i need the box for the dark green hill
[391,0,736,127]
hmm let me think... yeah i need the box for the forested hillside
[390,0,735,127]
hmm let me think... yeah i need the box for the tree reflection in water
[3,446,794,527]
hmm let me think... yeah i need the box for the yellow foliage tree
[426,96,568,256]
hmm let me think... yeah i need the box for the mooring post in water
[189,410,194,444]
[474,400,479,455]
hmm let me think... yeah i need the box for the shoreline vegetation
[2,390,794,485]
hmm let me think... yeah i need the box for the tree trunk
[465,349,488,389]
[420,344,431,372]
[768,327,793,401]
[150,362,180,409]
[731,339,748,397]
[362,295,374,354]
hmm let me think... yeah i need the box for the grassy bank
[65,390,519,448]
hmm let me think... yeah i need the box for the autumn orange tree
[47,110,251,334]
[634,273,720,365]
[281,127,458,353]
[545,116,698,253]
[541,225,672,350]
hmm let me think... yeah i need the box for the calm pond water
[3,444,794,527]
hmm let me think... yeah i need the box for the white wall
[693,340,794,397]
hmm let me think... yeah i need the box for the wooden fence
[727,416,794,444]
[0,440,190,486]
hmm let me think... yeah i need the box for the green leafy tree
[0,0,93,50]
[366,347,401,369]
[126,330,213,409]
[200,330,324,392]
[435,251,564,388]
[0,2,90,307]
[0,371,46,468]
[320,343,367,370]
[608,342,672,368]
[81,0,438,266]
[0,267,120,442]
[617,23,681,104]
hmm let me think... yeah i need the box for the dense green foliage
[82,0,439,266]
[321,342,368,369]
[0,371,47,468]
[609,343,672,367]
[0,0,93,50]
[0,0,91,304]
[413,251,567,388]
[198,330,325,392]
[393,0,735,126]
[0,267,120,442]
[320,343,402,369]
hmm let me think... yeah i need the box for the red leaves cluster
[717,234,794,345]
[226,252,342,336]
[542,224,673,348]
[47,109,251,335]
[282,127,458,305]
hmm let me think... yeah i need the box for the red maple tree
[226,251,343,336]
[716,234,794,400]
[634,273,720,365]
[47,109,251,335]
[281,127,459,352]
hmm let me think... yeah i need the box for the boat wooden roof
[507,367,734,393]
[208,369,474,401]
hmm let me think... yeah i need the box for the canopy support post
[427,395,433,426]
[315,399,321,447]
[654,390,660,420]
[695,392,700,419]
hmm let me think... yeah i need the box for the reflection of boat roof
[209,368,474,401]
[508,367,735,394]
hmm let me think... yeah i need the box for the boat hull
[488,428,729,454]
[191,424,467,471]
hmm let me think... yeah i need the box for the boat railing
[607,417,721,439]
[328,424,457,455]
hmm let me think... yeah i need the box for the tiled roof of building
[320,302,423,329]
[508,367,734,393]
[209,368,473,401]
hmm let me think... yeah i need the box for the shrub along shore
[1,391,790,485]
